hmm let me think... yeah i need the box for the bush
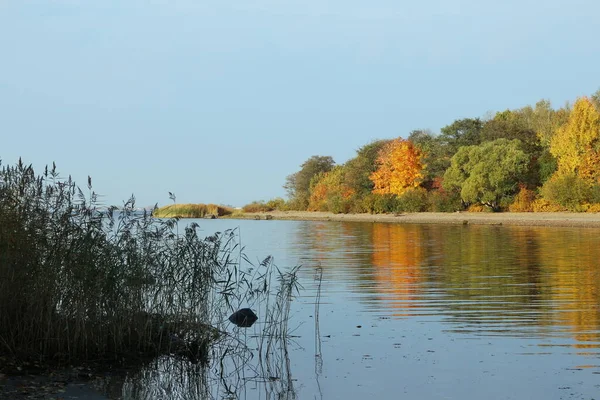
[540,173,600,211]
[531,198,567,212]
[242,201,273,213]
[265,197,286,210]
[371,194,400,214]
[353,193,377,213]
[282,197,306,211]
[467,204,494,212]
[508,186,536,212]
[396,188,429,212]
[427,189,463,212]
[585,203,600,213]
[326,194,353,214]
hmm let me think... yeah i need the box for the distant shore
[227,211,600,228]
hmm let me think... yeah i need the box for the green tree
[481,110,539,152]
[408,129,450,185]
[439,118,483,152]
[343,140,391,196]
[284,155,335,209]
[481,110,542,187]
[443,139,530,211]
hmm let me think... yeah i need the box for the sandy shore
[230,211,600,228]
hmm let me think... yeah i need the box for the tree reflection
[370,224,425,316]
[318,222,600,349]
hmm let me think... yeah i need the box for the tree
[284,156,335,209]
[442,139,530,211]
[408,129,450,186]
[439,118,483,152]
[481,110,539,151]
[591,88,600,112]
[369,138,425,196]
[518,100,569,148]
[308,166,355,213]
[481,110,542,187]
[540,173,600,211]
[344,140,391,196]
[549,97,600,179]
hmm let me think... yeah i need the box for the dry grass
[153,203,234,218]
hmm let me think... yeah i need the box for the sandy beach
[231,211,600,228]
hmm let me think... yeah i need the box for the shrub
[427,189,463,212]
[265,197,286,210]
[326,193,353,214]
[508,186,537,212]
[531,198,566,212]
[372,194,400,214]
[242,201,273,213]
[466,204,493,212]
[540,173,600,211]
[585,203,600,213]
[354,193,377,213]
[396,187,429,212]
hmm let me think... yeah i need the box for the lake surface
[75,219,600,399]
[180,219,600,400]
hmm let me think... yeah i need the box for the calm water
[182,219,600,400]
[72,219,600,399]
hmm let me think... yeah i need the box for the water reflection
[87,219,600,399]
[289,222,600,349]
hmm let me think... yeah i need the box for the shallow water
[210,219,600,400]
[25,219,600,400]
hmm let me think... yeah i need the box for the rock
[228,308,258,328]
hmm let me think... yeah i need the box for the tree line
[245,89,600,213]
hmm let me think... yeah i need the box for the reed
[0,159,298,369]
[153,203,234,218]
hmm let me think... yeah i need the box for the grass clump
[153,203,233,218]
[0,159,298,369]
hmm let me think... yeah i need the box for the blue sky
[1,0,599,208]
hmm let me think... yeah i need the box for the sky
[1,0,599,208]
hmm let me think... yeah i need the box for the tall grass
[153,203,234,218]
[0,160,299,369]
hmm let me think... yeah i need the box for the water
[201,219,600,400]
[28,219,600,400]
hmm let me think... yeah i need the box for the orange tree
[369,138,425,196]
[308,166,355,213]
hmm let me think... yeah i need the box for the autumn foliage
[369,139,425,196]
[308,167,355,213]
[276,88,600,213]
[550,97,600,178]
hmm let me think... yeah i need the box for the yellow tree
[308,167,355,212]
[550,97,600,179]
[369,138,425,196]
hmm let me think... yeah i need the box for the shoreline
[226,211,600,228]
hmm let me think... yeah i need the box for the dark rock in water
[229,308,258,327]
